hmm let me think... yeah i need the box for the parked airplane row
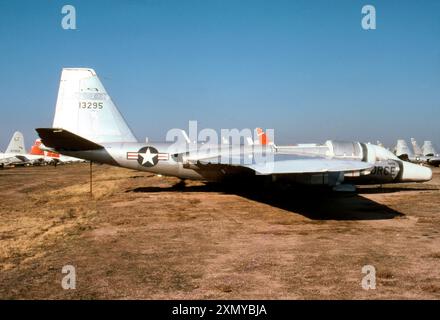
[34,68,433,191]
[0,131,84,168]
[394,139,440,167]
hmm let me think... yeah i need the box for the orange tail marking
[30,139,44,155]
[256,128,269,145]
[46,151,60,159]
[30,139,60,159]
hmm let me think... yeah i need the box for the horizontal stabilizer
[35,128,103,151]
[14,155,31,163]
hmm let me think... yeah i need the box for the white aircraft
[394,138,440,167]
[0,131,47,167]
[1,131,24,167]
[30,139,85,164]
[421,140,440,167]
[36,68,432,189]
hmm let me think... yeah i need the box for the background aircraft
[394,139,440,167]
[0,131,24,167]
[36,68,432,190]
[0,132,44,167]
[29,139,85,165]
[421,140,440,167]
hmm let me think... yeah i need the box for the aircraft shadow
[129,181,405,221]
[356,186,437,194]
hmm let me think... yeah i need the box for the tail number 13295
[78,101,104,109]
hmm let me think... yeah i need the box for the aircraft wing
[15,155,31,162]
[247,157,372,175]
[194,152,373,175]
[0,155,23,165]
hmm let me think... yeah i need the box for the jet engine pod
[368,160,401,182]
[399,161,432,182]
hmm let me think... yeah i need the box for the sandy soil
[0,163,439,299]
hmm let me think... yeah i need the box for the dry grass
[1,164,440,299]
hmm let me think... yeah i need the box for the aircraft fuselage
[58,140,432,186]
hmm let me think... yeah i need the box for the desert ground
[0,163,440,299]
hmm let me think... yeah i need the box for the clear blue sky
[0,0,439,150]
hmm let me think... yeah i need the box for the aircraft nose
[400,161,432,182]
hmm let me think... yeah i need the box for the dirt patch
[1,163,440,299]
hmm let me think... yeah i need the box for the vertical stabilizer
[52,68,137,144]
[410,138,423,156]
[422,141,437,157]
[5,131,25,154]
[395,139,413,157]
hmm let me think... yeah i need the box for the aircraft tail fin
[52,68,138,144]
[30,139,60,159]
[410,138,423,155]
[30,139,45,156]
[256,128,269,145]
[255,128,277,149]
[422,141,437,156]
[5,131,26,154]
[395,139,413,157]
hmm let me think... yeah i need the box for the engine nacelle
[368,160,401,182]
